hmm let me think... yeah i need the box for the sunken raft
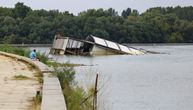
[50,35,145,55]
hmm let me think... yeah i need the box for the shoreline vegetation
[55,68,94,110]
[47,61,86,67]
[0,2,193,44]
[0,44,94,110]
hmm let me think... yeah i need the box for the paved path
[0,55,41,110]
[41,73,67,110]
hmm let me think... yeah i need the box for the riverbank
[0,55,41,110]
[0,49,67,110]
[0,45,96,110]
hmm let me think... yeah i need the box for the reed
[55,67,93,110]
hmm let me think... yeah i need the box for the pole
[93,74,98,110]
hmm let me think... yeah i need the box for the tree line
[0,2,193,44]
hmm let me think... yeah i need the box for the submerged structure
[50,34,145,55]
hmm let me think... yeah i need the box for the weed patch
[47,61,85,67]
[13,75,30,80]
[34,72,43,83]
[55,68,93,110]
[28,91,42,110]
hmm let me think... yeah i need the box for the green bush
[55,68,92,110]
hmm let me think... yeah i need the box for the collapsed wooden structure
[50,34,145,55]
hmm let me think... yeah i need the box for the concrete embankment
[0,51,67,110]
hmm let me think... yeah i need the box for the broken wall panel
[66,39,83,49]
[53,38,64,49]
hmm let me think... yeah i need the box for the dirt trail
[0,55,41,110]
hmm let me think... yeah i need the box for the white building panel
[118,44,130,53]
[77,42,82,48]
[62,38,68,51]
[90,35,144,55]
[105,40,120,50]
[53,39,64,49]
[128,47,144,54]
[71,40,78,48]
[67,39,73,48]
[92,36,107,47]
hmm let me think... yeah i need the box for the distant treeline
[0,2,193,44]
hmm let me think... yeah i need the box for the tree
[3,16,16,25]
[13,2,31,18]
[122,8,131,18]
[107,8,118,16]
[2,34,16,44]
[0,2,193,44]
[0,7,12,16]
[168,32,183,43]
[130,9,139,16]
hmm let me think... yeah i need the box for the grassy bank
[55,67,93,110]
[0,44,48,64]
[0,44,93,110]
[0,44,84,67]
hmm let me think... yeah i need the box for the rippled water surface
[35,45,193,110]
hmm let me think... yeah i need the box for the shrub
[55,68,92,110]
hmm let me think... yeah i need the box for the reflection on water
[34,45,193,110]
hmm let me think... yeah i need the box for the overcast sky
[0,0,193,15]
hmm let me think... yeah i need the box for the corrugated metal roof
[92,36,107,47]
[128,48,144,54]
[90,35,144,54]
[91,35,128,53]
[118,44,130,53]
[105,40,120,50]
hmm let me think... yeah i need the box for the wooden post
[93,74,98,110]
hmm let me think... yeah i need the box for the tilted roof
[88,35,127,53]
[88,35,144,54]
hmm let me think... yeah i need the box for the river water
[35,45,193,110]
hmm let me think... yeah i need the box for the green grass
[0,44,30,57]
[0,44,48,64]
[13,75,30,80]
[46,61,85,67]
[34,91,42,106]
[0,44,84,67]
[29,91,42,110]
[55,68,93,110]
[34,72,43,84]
